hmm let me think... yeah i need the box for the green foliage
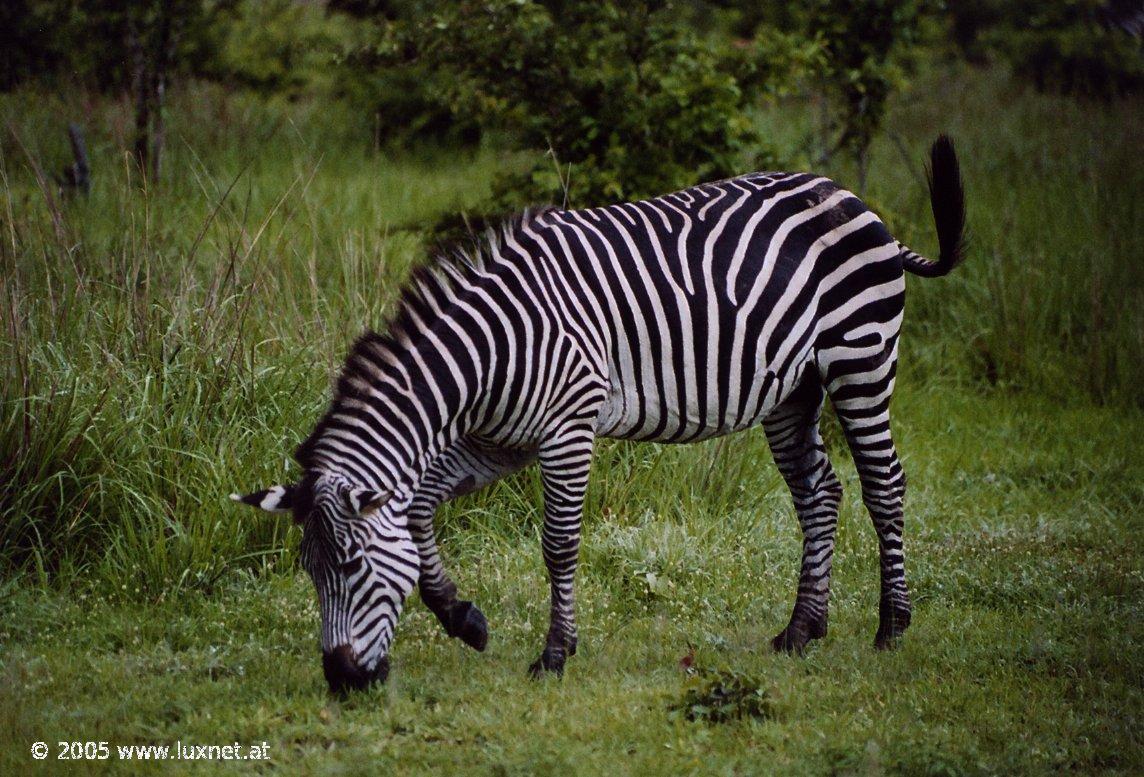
[0,0,77,89]
[376,1,819,209]
[811,1,926,149]
[324,2,482,149]
[945,0,1008,63]
[946,0,1144,98]
[1001,1,1144,98]
[0,0,363,101]
[799,0,929,187]
[204,0,359,96]
[0,0,218,91]
[729,0,932,189]
[670,667,775,723]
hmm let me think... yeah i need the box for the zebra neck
[296,316,490,496]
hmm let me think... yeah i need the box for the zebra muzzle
[322,645,389,693]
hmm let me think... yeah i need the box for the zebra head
[231,472,419,692]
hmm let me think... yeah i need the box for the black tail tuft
[904,135,968,278]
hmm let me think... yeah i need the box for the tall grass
[1,64,1140,596]
[759,63,1143,404]
[0,84,499,594]
[858,65,1142,404]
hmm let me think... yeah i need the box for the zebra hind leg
[764,377,843,654]
[830,385,911,649]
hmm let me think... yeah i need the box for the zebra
[233,136,966,692]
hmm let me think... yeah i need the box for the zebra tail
[901,135,967,278]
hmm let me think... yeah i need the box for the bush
[1004,14,1144,98]
[0,0,219,92]
[204,0,358,96]
[789,0,928,190]
[947,0,1144,99]
[374,1,820,210]
[670,667,776,723]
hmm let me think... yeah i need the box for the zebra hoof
[771,617,825,654]
[450,600,488,652]
[527,646,565,679]
[874,603,911,650]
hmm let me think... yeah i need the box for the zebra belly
[592,349,813,444]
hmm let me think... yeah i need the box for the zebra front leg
[410,439,536,652]
[407,491,489,652]
[764,377,843,653]
[528,428,594,678]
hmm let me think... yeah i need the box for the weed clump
[670,668,774,724]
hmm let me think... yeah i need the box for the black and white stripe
[234,136,966,686]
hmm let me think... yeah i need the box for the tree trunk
[128,9,177,185]
[149,10,175,183]
[66,123,90,194]
[129,22,151,181]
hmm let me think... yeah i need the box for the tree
[803,0,927,192]
[0,0,77,90]
[1,0,219,183]
[944,1,1143,98]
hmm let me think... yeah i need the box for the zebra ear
[230,485,296,514]
[346,487,392,516]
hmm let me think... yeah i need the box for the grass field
[2,63,1142,774]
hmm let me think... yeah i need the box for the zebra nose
[322,645,388,693]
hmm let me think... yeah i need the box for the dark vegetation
[671,667,775,723]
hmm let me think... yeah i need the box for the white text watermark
[31,740,271,762]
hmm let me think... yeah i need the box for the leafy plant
[670,667,775,723]
[945,0,1144,99]
[803,0,928,190]
[204,0,358,97]
[371,1,819,210]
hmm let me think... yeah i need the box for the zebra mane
[294,206,556,471]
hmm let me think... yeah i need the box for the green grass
[3,388,1141,774]
[2,63,1142,773]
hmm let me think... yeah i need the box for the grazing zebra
[233,136,966,692]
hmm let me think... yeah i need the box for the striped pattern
[294,475,417,667]
[235,136,965,685]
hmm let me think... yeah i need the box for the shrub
[670,667,775,723]
[204,0,358,97]
[947,0,1144,99]
[373,1,820,210]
